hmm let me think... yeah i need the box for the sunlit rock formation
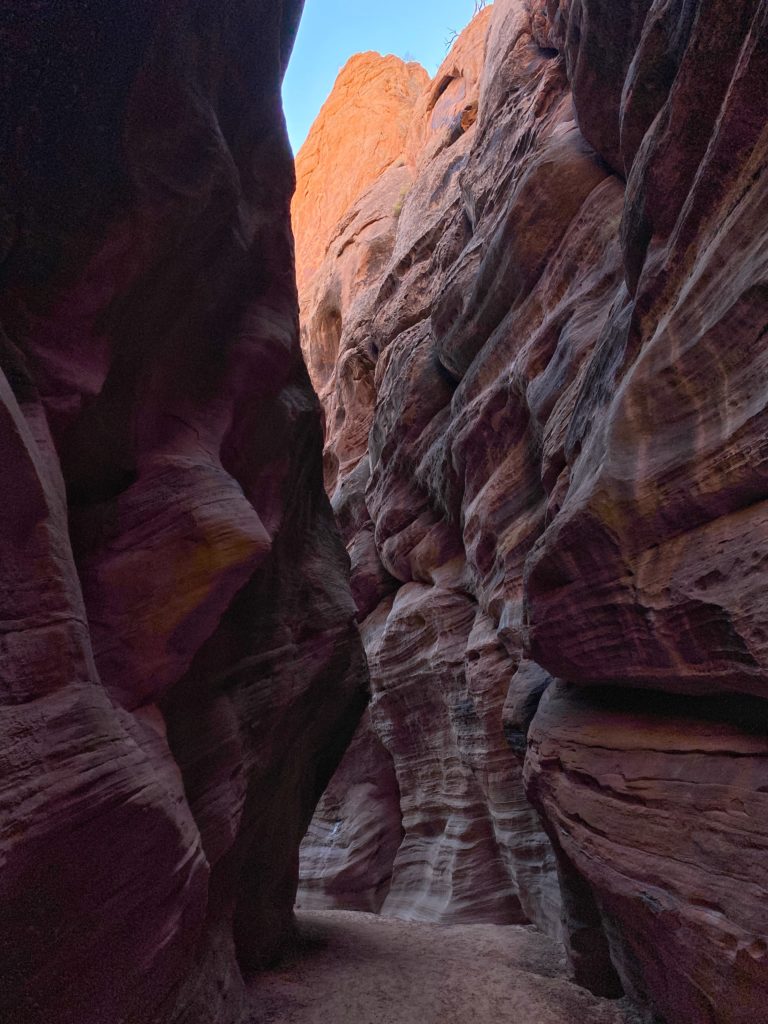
[293,53,429,299]
[0,3,366,1023]
[295,1,768,1021]
[295,6,562,936]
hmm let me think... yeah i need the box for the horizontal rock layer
[295,1,768,1021]
[0,3,366,1023]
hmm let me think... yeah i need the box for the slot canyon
[1,1,767,1023]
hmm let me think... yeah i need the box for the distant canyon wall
[0,3,366,1023]
[293,2,768,1022]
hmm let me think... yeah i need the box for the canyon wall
[294,2,768,1022]
[296,11,563,935]
[0,3,367,1023]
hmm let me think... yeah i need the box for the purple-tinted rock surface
[0,3,366,1022]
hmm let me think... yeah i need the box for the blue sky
[283,0,486,153]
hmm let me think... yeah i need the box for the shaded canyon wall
[294,2,768,1022]
[0,3,367,1023]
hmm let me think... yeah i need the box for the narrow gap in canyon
[1,2,766,1024]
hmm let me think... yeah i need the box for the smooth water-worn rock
[0,4,366,1023]
[526,683,768,1019]
[295,4,561,939]
[296,1,768,1021]
[297,710,403,914]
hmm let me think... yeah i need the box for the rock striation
[296,4,561,937]
[0,3,366,1023]
[295,2,768,1022]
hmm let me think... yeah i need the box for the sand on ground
[247,910,648,1024]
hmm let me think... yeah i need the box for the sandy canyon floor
[248,911,648,1024]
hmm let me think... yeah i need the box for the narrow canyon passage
[1,1,767,1023]
[248,912,643,1024]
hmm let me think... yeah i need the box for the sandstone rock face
[0,4,366,1023]
[298,710,403,914]
[292,54,429,297]
[295,2,768,1021]
[295,6,562,939]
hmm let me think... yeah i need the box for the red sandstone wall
[0,4,366,1022]
[295,3,768,1021]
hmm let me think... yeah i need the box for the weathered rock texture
[0,4,366,1023]
[292,54,429,296]
[296,7,562,937]
[295,2,768,1022]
